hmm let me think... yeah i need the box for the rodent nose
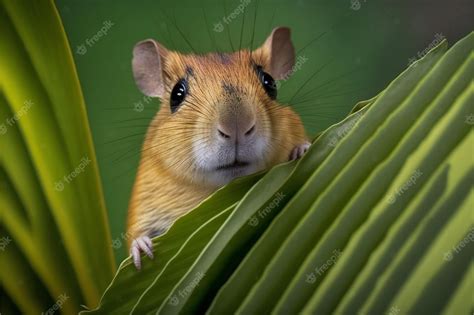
[217,122,256,142]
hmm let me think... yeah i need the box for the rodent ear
[132,39,168,98]
[259,27,295,80]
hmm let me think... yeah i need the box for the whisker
[223,0,235,52]
[286,59,334,104]
[202,7,218,53]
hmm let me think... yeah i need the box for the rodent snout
[217,120,256,143]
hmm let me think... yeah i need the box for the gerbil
[127,27,310,269]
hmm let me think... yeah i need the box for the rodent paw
[130,236,154,270]
[290,141,311,161]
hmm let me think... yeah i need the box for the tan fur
[127,33,307,247]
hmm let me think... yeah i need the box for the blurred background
[55,0,473,263]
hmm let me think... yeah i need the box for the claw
[131,245,142,270]
[137,237,154,259]
[130,236,154,270]
[142,235,153,248]
[290,141,311,161]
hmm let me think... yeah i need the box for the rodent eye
[170,79,187,113]
[256,66,277,100]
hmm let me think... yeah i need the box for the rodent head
[132,27,296,187]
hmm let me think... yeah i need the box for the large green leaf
[235,28,472,315]
[87,31,473,314]
[0,0,115,313]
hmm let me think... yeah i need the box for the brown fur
[127,29,307,246]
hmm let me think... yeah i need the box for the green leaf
[240,28,471,315]
[0,0,115,312]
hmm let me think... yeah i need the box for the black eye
[256,66,277,100]
[170,79,187,113]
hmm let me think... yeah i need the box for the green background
[55,0,473,262]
